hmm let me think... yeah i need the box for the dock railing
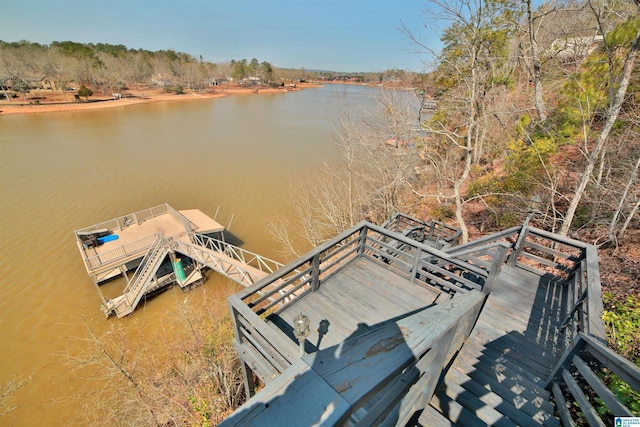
[83,235,157,271]
[76,203,200,273]
[166,204,198,234]
[75,203,173,235]
[191,234,283,277]
[228,221,505,386]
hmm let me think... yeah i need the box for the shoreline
[0,82,323,115]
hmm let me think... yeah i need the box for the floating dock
[74,203,283,317]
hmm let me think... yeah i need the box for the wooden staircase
[422,341,559,426]
[419,265,565,426]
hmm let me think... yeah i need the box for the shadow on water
[222,230,245,247]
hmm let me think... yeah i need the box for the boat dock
[74,203,283,317]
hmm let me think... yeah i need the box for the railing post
[508,225,528,266]
[485,243,509,294]
[410,247,423,284]
[311,253,320,292]
[545,335,586,389]
[357,225,368,256]
[427,222,436,241]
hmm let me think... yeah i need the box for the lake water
[0,84,380,425]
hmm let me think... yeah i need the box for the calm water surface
[0,84,377,425]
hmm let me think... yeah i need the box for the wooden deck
[225,219,639,426]
[269,258,441,353]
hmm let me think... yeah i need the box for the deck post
[485,243,509,293]
[508,225,527,266]
[241,361,256,398]
[311,253,320,292]
[228,300,257,398]
[357,224,367,256]
[410,247,423,284]
[427,222,436,241]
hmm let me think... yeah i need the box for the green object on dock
[174,258,186,283]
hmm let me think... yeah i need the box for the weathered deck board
[269,258,440,352]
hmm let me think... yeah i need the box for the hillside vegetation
[279,0,639,365]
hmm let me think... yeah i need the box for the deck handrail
[83,234,158,271]
[75,203,172,234]
[235,221,494,318]
[223,290,486,426]
[546,332,640,426]
[440,223,605,344]
[228,221,504,387]
[382,212,462,247]
[509,225,605,343]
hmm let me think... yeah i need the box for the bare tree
[0,375,30,417]
[276,87,419,253]
[559,2,640,236]
[404,0,521,241]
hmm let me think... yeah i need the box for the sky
[0,0,444,73]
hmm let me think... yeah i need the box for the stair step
[430,384,516,427]
[466,328,556,378]
[461,339,550,392]
[438,375,556,427]
[444,365,559,427]
[452,348,555,411]
[418,405,455,427]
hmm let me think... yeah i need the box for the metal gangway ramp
[102,233,285,318]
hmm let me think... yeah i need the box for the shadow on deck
[223,218,639,426]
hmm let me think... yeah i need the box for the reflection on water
[0,84,382,424]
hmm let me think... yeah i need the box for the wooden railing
[382,212,462,248]
[546,333,640,425]
[507,225,605,342]
[443,223,637,424]
[75,203,173,234]
[226,216,635,425]
[442,224,605,344]
[222,290,486,426]
[234,222,494,319]
[228,221,505,388]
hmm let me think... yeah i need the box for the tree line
[282,0,639,254]
[0,40,420,100]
